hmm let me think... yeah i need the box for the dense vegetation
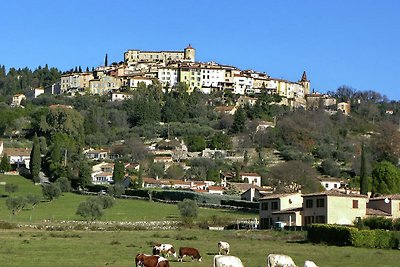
[1,65,400,196]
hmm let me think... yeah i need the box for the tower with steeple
[184,44,195,62]
[299,71,310,95]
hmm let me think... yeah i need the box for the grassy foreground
[1,228,400,267]
[0,174,255,223]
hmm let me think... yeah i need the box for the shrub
[76,197,104,221]
[55,177,72,193]
[42,183,61,201]
[178,199,198,225]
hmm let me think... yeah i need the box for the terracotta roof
[214,106,236,112]
[3,147,31,156]
[302,189,368,198]
[229,182,263,192]
[94,172,113,177]
[240,172,260,177]
[369,194,400,201]
[366,208,392,216]
[208,186,224,191]
[272,207,303,214]
[260,192,300,200]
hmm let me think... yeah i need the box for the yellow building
[60,72,94,93]
[179,65,201,93]
[302,190,368,226]
[259,192,303,229]
[89,75,121,95]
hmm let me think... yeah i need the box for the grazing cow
[218,241,230,255]
[135,253,169,267]
[304,260,318,267]
[178,247,202,262]
[153,243,177,258]
[213,255,244,267]
[267,254,297,267]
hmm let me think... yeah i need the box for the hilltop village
[1,44,400,231]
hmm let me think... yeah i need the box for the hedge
[221,199,259,210]
[307,224,399,249]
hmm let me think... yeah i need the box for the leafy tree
[268,161,322,193]
[231,107,246,133]
[165,164,185,180]
[0,153,11,172]
[55,177,72,193]
[148,162,164,179]
[185,135,206,152]
[112,161,125,183]
[319,159,341,177]
[359,142,369,195]
[6,196,26,215]
[177,198,198,225]
[5,183,18,194]
[25,194,41,209]
[98,195,114,209]
[107,184,125,198]
[42,183,61,201]
[30,133,41,183]
[371,161,400,195]
[208,132,231,150]
[76,197,104,221]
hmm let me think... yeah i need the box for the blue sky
[1,1,399,100]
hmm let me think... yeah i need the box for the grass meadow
[1,174,400,267]
[0,174,254,223]
[1,228,400,267]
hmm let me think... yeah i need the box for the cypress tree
[30,133,41,183]
[0,153,11,172]
[360,141,369,195]
[105,54,108,67]
[112,161,125,183]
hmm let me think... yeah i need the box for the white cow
[304,260,318,267]
[267,254,297,267]
[218,241,230,255]
[213,255,244,267]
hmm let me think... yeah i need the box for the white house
[318,177,349,191]
[111,92,132,102]
[129,76,153,89]
[158,67,179,88]
[3,147,31,167]
[233,73,253,95]
[240,172,262,187]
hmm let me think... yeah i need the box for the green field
[0,175,254,223]
[1,175,400,267]
[1,228,400,267]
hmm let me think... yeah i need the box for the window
[325,183,329,188]
[353,200,359,209]
[304,216,314,225]
[316,198,325,208]
[334,184,338,188]
[271,201,278,210]
[315,216,326,223]
[306,199,313,208]
[261,202,268,210]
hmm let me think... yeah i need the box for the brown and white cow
[135,253,169,267]
[267,254,297,267]
[218,241,230,255]
[213,255,244,267]
[178,247,202,262]
[153,243,177,258]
